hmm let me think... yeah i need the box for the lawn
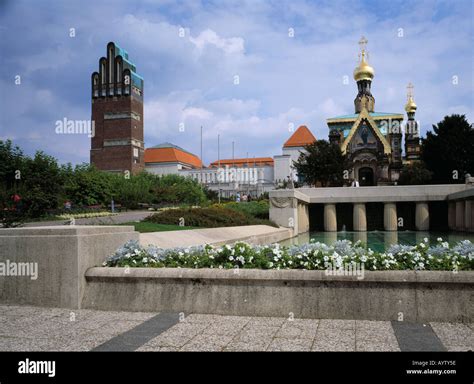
[120,221,199,233]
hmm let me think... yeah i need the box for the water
[279,231,474,252]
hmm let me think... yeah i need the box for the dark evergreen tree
[294,140,345,187]
[422,115,474,184]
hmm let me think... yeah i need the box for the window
[133,148,139,158]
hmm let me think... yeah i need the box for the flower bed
[103,238,474,271]
[57,211,117,219]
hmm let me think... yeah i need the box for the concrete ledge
[0,226,138,309]
[83,268,474,322]
[139,225,292,248]
[447,188,474,201]
[270,184,471,203]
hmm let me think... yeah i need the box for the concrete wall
[83,268,473,322]
[297,184,470,203]
[273,154,291,183]
[0,226,138,309]
[269,185,474,233]
[145,163,181,175]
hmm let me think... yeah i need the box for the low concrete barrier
[139,225,292,248]
[0,226,138,308]
[83,268,473,322]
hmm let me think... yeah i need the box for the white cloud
[190,29,245,55]
[1,0,472,165]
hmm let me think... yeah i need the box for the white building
[144,126,316,197]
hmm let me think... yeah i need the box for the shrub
[145,207,253,228]
[151,174,206,206]
[398,162,433,185]
[212,200,269,219]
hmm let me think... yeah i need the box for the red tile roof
[283,125,316,148]
[209,157,274,168]
[145,147,202,168]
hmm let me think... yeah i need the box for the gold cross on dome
[407,82,414,98]
[358,36,368,52]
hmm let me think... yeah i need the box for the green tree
[398,162,433,185]
[422,114,474,184]
[21,151,65,217]
[0,140,25,193]
[64,164,115,206]
[294,140,345,187]
[0,140,28,226]
[111,172,155,209]
[152,174,206,205]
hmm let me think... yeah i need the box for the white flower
[423,237,428,243]
[229,256,234,261]
[142,257,148,263]
[437,237,443,242]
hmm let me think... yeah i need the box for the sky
[0,0,472,166]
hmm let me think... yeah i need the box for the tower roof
[405,83,417,113]
[353,36,374,82]
[283,125,316,148]
[145,143,202,168]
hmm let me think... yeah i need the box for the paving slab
[0,305,472,352]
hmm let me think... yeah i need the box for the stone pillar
[383,203,397,231]
[0,226,138,308]
[448,202,456,230]
[353,203,367,231]
[384,231,398,249]
[465,200,473,233]
[353,231,367,245]
[455,200,465,231]
[323,231,338,245]
[415,202,429,231]
[324,204,337,232]
[297,203,309,234]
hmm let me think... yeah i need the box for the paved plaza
[0,305,472,352]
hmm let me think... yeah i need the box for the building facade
[90,42,145,174]
[327,37,420,186]
[143,126,314,198]
[90,39,421,192]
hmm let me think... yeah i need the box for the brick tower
[90,42,144,174]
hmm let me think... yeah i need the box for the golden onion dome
[405,96,417,113]
[353,51,374,82]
